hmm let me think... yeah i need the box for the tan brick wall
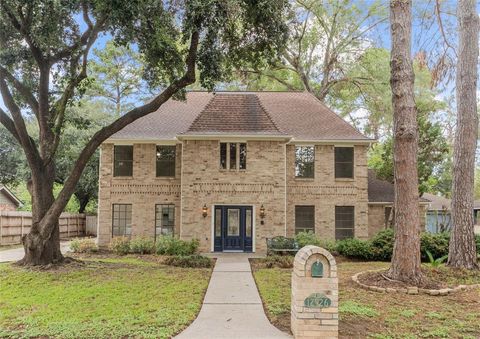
[180,140,286,253]
[97,143,182,246]
[286,145,369,240]
[368,203,428,238]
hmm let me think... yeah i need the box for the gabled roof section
[183,93,284,135]
[0,185,22,207]
[108,91,372,142]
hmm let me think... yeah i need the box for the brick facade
[98,140,372,252]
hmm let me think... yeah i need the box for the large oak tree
[387,0,423,284]
[0,0,289,265]
[448,0,479,270]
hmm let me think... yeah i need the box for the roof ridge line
[254,94,285,135]
[183,94,217,133]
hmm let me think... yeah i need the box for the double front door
[214,206,253,252]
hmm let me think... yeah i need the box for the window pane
[155,204,175,237]
[245,209,252,237]
[295,146,315,178]
[215,208,222,237]
[230,143,237,170]
[239,143,247,170]
[335,147,354,178]
[295,206,315,234]
[156,146,176,177]
[114,146,133,177]
[227,209,240,236]
[335,206,354,240]
[112,204,132,236]
[220,143,227,169]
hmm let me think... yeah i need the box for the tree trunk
[76,193,90,214]
[18,166,64,266]
[387,0,423,284]
[448,0,479,270]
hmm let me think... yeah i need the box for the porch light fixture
[202,204,208,218]
[260,204,266,219]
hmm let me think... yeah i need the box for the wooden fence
[0,211,87,245]
[85,215,98,236]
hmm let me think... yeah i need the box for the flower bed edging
[351,269,480,296]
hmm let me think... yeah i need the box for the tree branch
[0,106,20,143]
[0,66,39,117]
[41,31,200,235]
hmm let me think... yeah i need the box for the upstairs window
[295,146,315,178]
[295,205,315,234]
[156,145,176,177]
[335,206,354,240]
[220,142,247,170]
[114,145,133,177]
[335,147,354,178]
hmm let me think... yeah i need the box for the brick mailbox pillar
[291,245,338,338]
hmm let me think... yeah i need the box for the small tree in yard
[0,0,289,265]
[448,0,479,270]
[387,0,423,284]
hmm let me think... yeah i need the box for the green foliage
[425,250,448,268]
[163,255,213,268]
[336,238,372,260]
[370,229,395,261]
[129,237,155,254]
[261,255,294,268]
[69,238,98,253]
[109,237,131,255]
[295,231,321,248]
[155,236,199,256]
[476,235,480,255]
[420,232,450,260]
[339,300,379,317]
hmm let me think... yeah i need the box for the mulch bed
[358,269,445,289]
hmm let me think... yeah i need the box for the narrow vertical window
[230,143,237,170]
[114,145,133,177]
[335,206,354,240]
[156,145,176,177]
[112,204,132,236]
[155,204,175,238]
[335,147,354,178]
[220,143,227,169]
[245,209,252,237]
[239,143,247,170]
[215,208,222,237]
[295,146,315,178]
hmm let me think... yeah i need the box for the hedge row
[108,236,199,256]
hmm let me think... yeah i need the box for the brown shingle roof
[109,91,371,141]
[368,170,429,203]
[184,93,284,135]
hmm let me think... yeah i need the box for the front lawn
[0,256,212,338]
[252,259,480,338]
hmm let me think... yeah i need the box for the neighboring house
[0,185,22,211]
[423,194,480,235]
[367,170,429,235]
[98,91,387,253]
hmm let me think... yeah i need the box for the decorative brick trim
[351,269,480,296]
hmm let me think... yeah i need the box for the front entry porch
[213,205,253,252]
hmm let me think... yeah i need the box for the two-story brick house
[97,91,379,253]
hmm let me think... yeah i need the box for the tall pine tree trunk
[448,0,479,270]
[387,0,423,284]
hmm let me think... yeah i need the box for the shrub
[336,238,372,260]
[155,236,199,256]
[262,255,294,268]
[295,231,321,248]
[130,237,155,254]
[476,234,480,255]
[163,255,213,268]
[370,229,394,261]
[420,232,450,260]
[70,238,98,253]
[109,237,131,255]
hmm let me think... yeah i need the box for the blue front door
[214,206,253,252]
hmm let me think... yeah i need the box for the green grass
[340,300,378,317]
[0,258,211,338]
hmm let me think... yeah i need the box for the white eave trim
[0,187,23,207]
[104,139,178,145]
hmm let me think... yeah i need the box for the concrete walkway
[176,254,291,339]
[0,241,71,263]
